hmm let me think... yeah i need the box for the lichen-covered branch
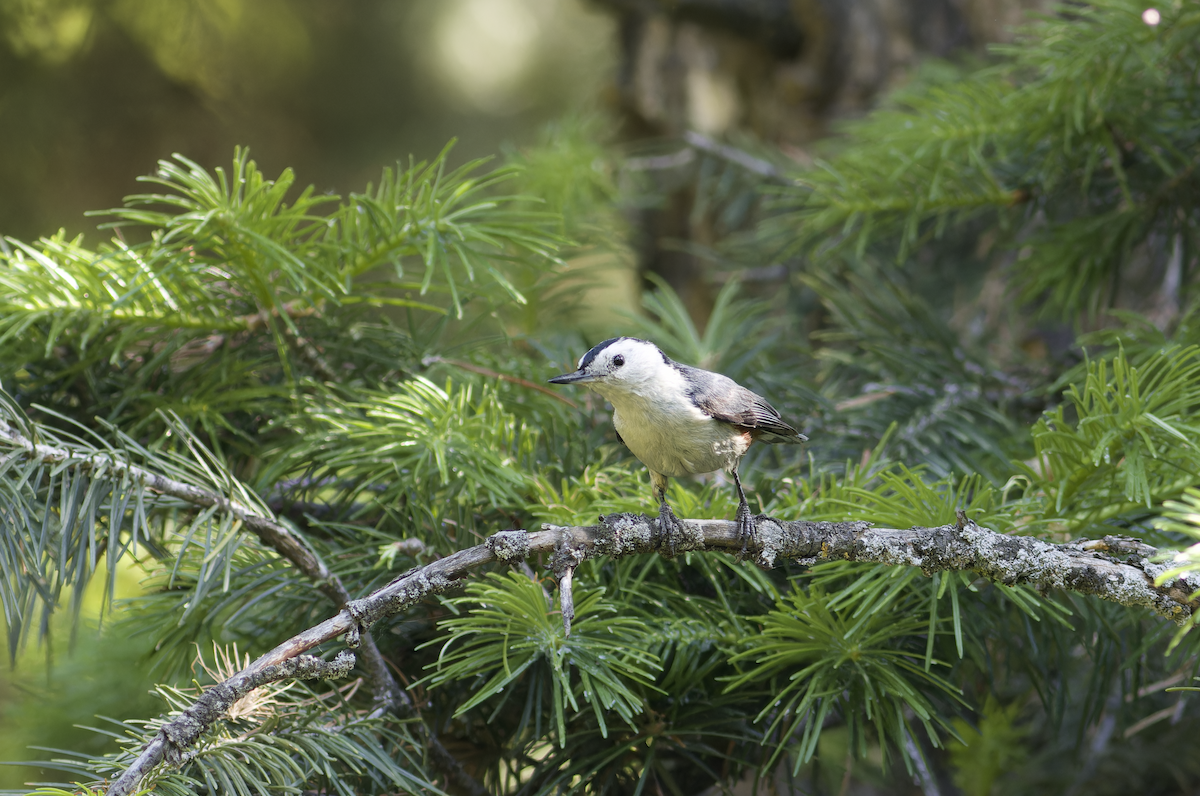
[160,650,357,759]
[104,511,1200,795]
[107,624,361,796]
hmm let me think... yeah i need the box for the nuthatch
[549,337,806,554]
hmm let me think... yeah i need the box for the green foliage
[620,274,782,381]
[948,697,1030,796]
[420,571,660,744]
[728,586,962,773]
[1017,345,1200,534]
[505,114,620,240]
[6,2,1200,791]
[769,68,1018,263]
[0,614,160,786]
[0,390,274,658]
[0,141,580,791]
[34,676,433,796]
[106,148,344,310]
[0,144,562,451]
[530,457,651,527]
[333,143,564,318]
[770,0,1200,319]
[277,377,538,550]
[1156,488,1200,566]
[1152,488,1200,646]
[803,269,1020,479]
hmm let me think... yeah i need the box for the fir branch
[0,419,493,796]
[159,650,358,760]
[104,513,1200,795]
[0,418,340,602]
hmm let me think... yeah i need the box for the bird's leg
[731,465,755,559]
[651,470,686,557]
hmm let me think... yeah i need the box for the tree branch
[422,355,581,408]
[0,419,343,600]
[103,511,1200,795]
[0,420,492,796]
[683,130,785,180]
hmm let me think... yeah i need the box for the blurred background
[0,0,1056,323]
[0,0,615,241]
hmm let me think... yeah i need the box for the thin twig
[423,355,580,407]
[903,729,941,796]
[683,130,786,180]
[621,132,787,181]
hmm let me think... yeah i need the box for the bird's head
[548,337,671,397]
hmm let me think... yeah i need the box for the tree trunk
[594,0,1053,325]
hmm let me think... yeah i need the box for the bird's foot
[657,503,688,558]
[735,500,756,561]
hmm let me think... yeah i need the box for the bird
[548,337,806,555]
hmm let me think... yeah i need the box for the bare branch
[683,130,785,180]
[108,620,360,796]
[162,650,357,758]
[423,355,581,408]
[104,512,1200,794]
[620,131,785,180]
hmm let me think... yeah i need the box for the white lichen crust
[749,516,1200,625]
[487,529,531,562]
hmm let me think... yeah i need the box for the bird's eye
[612,355,625,367]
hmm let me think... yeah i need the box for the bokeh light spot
[437,0,542,113]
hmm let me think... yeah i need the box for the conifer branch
[104,513,1200,795]
[0,420,491,796]
[0,419,342,601]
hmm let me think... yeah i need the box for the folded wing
[677,365,807,444]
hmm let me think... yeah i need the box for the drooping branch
[0,420,491,796]
[0,419,342,600]
[104,511,1200,795]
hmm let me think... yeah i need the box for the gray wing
[677,365,807,444]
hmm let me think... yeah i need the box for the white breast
[593,370,751,478]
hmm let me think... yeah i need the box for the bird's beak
[548,369,596,385]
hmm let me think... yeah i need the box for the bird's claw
[735,501,756,561]
[657,503,687,558]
